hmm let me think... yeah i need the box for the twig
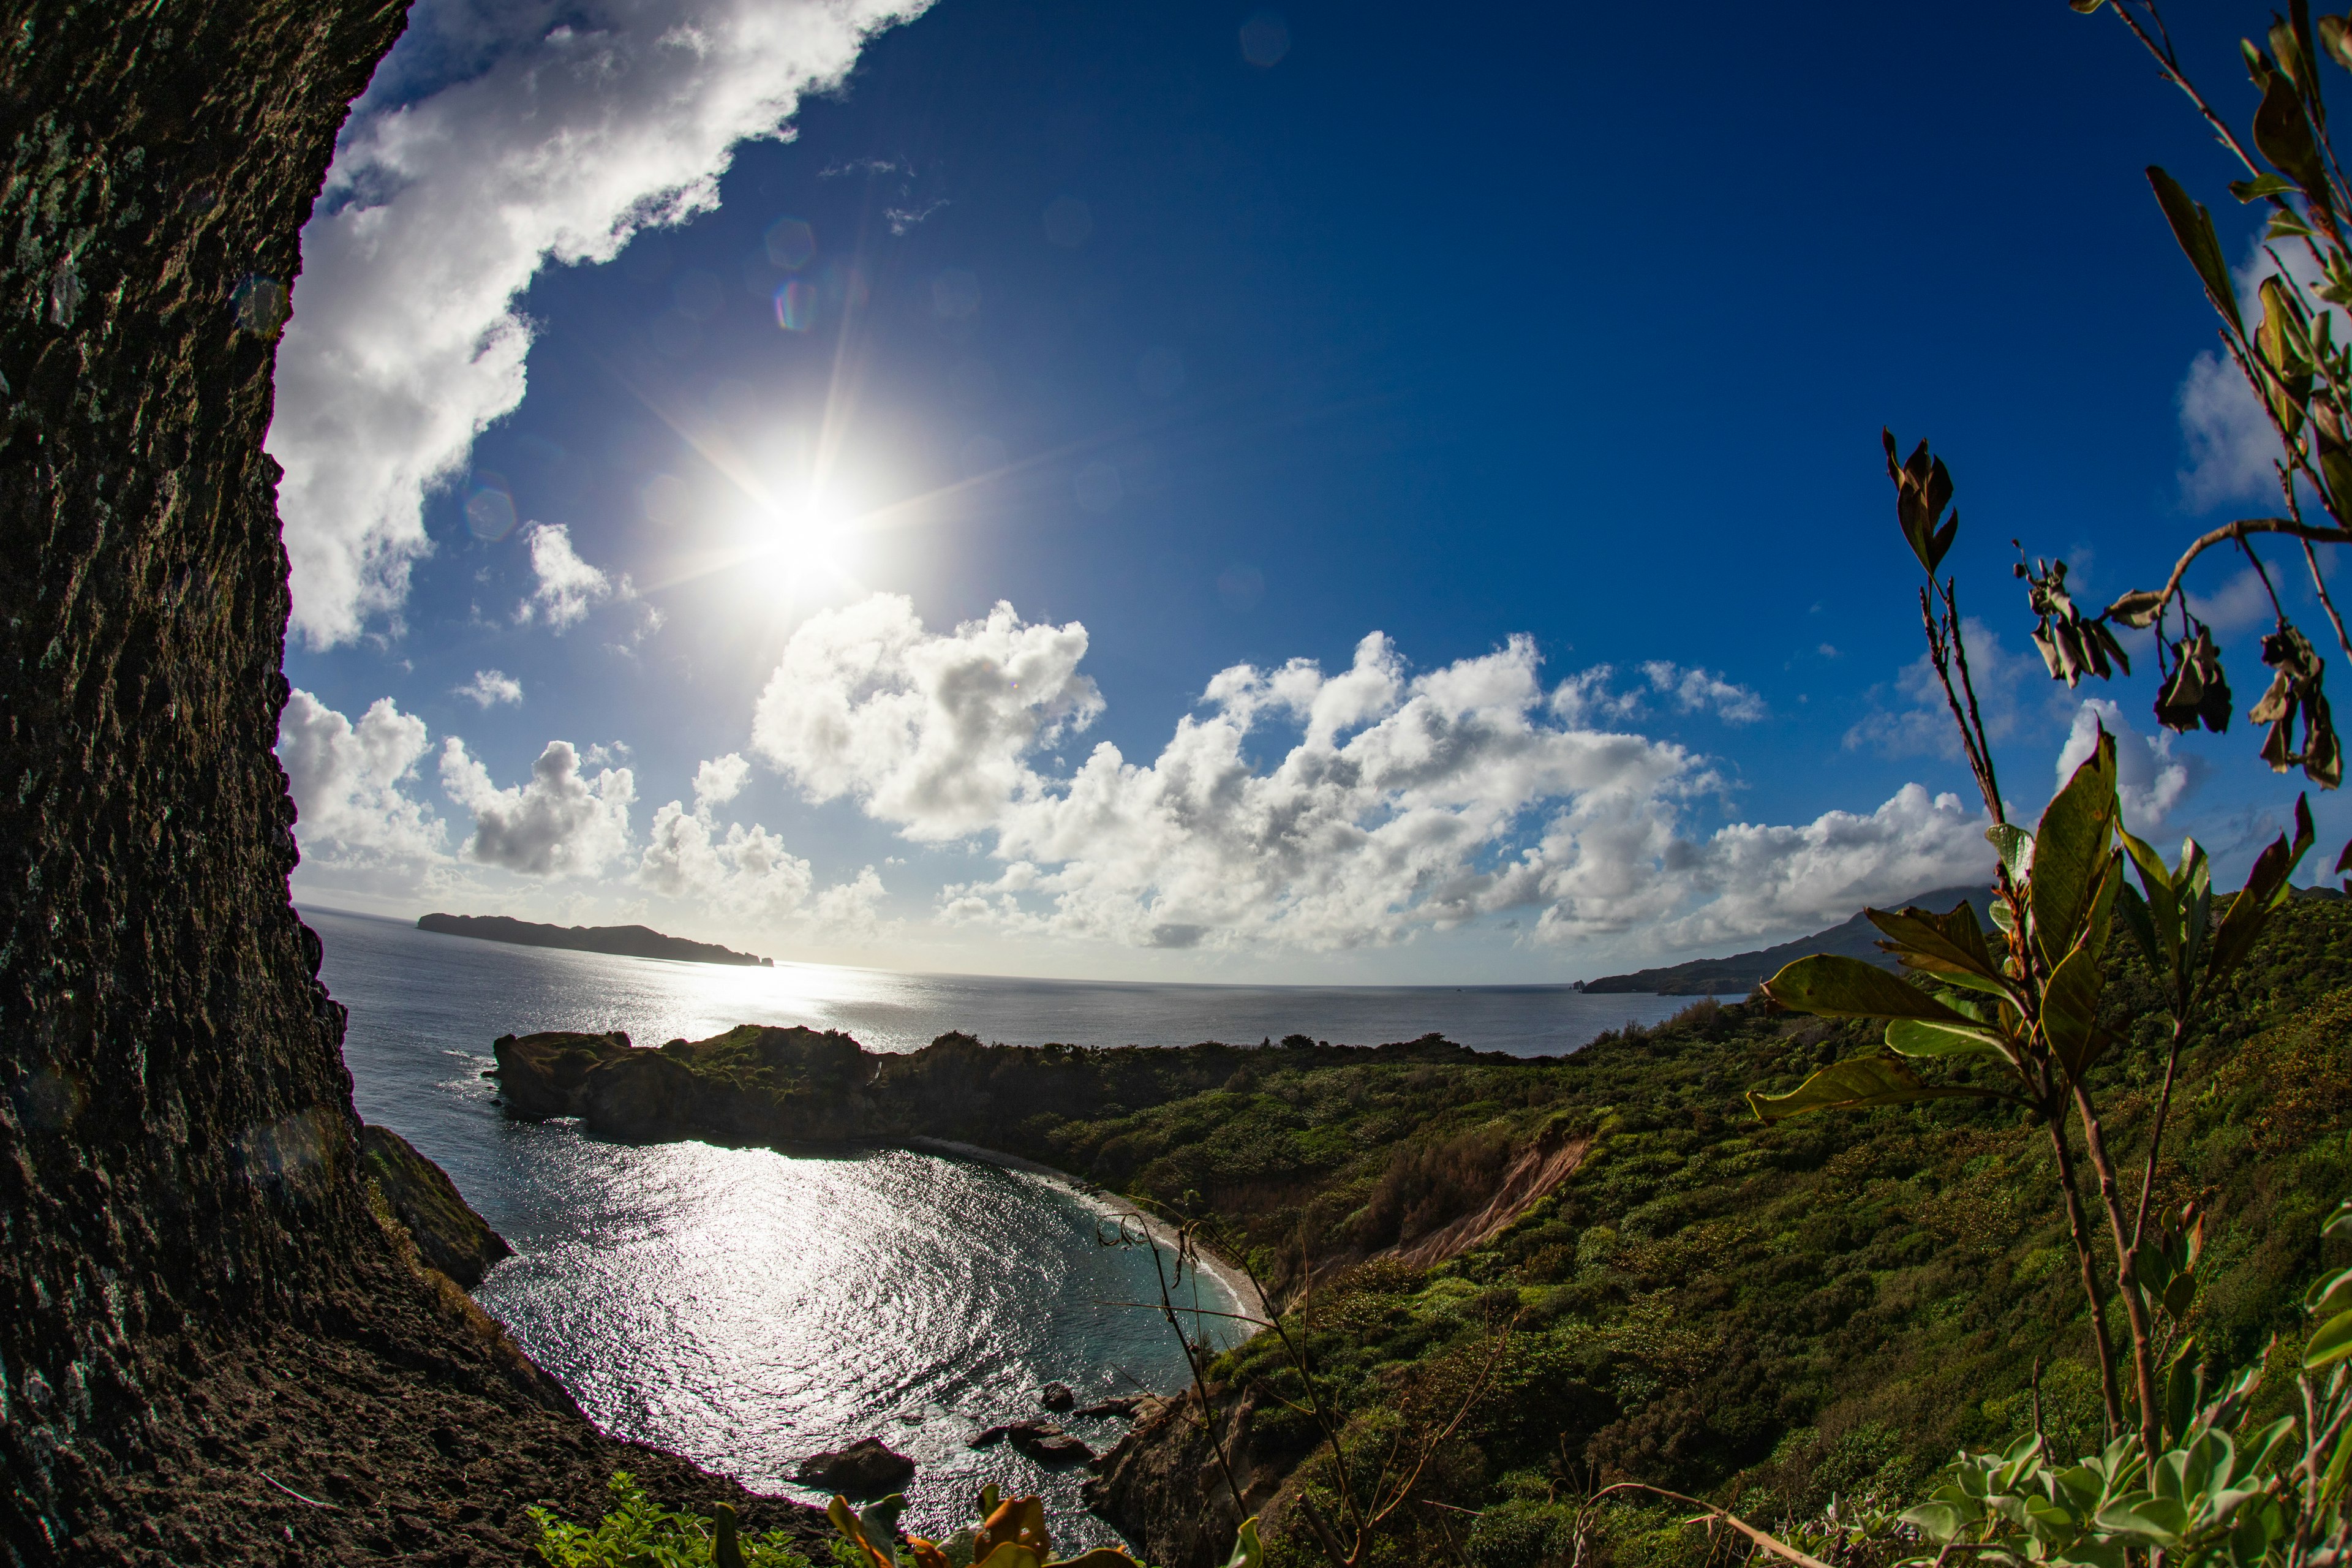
[1585,1482,1834,1568]
[257,1471,339,1510]
[2301,538,2352,662]
[2241,536,2290,625]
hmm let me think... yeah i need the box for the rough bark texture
[0,4,825,1561]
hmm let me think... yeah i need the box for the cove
[320,908,1243,1549]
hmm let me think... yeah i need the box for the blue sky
[273,0,2348,981]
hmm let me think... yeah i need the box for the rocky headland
[419,912,774,967]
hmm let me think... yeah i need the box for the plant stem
[2070,1082,2164,1466]
[2043,1102,2127,1435]
[2131,1013,2195,1250]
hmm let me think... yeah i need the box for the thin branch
[2241,535,2290,624]
[2107,1,2263,177]
[1584,1482,1834,1568]
[2150,518,2352,612]
[2302,538,2352,662]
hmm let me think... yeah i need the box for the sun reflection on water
[476,1127,1236,1548]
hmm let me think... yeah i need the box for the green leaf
[1221,1518,1265,1568]
[2034,730,2120,963]
[2305,1265,2352,1316]
[2148,166,2247,334]
[2042,941,2109,1079]
[1885,1017,2007,1058]
[2209,794,2316,982]
[2116,880,2165,976]
[1988,822,2036,885]
[2255,66,2332,191]
[2068,0,2104,12]
[1763,954,1980,1023]
[1746,1052,2004,1121]
[1898,1501,1971,1540]
[2307,1307,2352,1369]
[1866,903,2005,986]
[2095,1495,2189,1547]
[2230,173,2300,200]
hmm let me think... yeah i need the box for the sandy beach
[910,1137,1270,1327]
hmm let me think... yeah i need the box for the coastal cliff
[420,912,774,967]
[0,6,826,1559]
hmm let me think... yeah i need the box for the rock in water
[969,1419,1095,1466]
[1040,1380,1076,1411]
[358,1125,513,1289]
[794,1438,916,1499]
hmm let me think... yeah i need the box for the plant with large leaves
[1748,443,2320,1479]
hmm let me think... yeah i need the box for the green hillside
[1044,897,2352,1568]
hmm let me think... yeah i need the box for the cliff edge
[0,6,822,1560]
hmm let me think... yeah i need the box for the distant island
[1580,884,1993,995]
[416,913,774,967]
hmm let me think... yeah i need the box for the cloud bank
[270,0,929,647]
[748,595,1991,954]
[278,693,881,937]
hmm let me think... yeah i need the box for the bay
[311,905,1715,1547]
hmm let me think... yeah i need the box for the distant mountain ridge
[416,913,773,968]
[1580,886,1995,996]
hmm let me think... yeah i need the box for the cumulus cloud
[1638,660,1766,723]
[277,690,448,861]
[270,0,930,647]
[2056,698,2195,833]
[455,668,524,707]
[695,752,752,808]
[440,737,636,875]
[516,522,627,630]
[748,595,1991,953]
[2178,350,2280,509]
[749,594,1104,840]
[638,790,886,933]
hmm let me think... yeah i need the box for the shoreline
[909,1137,1270,1326]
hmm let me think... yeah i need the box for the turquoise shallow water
[311,905,1705,1544]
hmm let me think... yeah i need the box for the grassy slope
[1008,900,2352,1568]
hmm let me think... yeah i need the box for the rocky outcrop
[0,6,827,1561]
[358,1125,513,1289]
[1087,1387,1292,1568]
[971,1420,1094,1465]
[794,1438,915,1499]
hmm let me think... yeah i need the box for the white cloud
[638,796,886,933]
[694,752,752,808]
[2056,698,2194,834]
[270,0,930,647]
[748,594,1991,954]
[516,522,626,630]
[748,594,1104,840]
[440,737,636,875]
[455,668,524,707]
[2178,350,2280,510]
[278,690,448,861]
[2187,565,2277,636]
[1639,660,1766,723]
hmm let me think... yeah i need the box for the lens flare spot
[775,279,818,332]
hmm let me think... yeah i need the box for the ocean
[311,904,1713,1546]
